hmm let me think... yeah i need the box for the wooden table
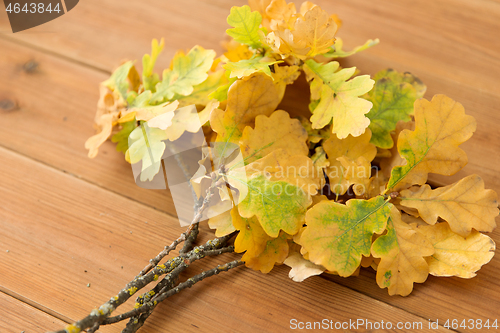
[1,1,499,332]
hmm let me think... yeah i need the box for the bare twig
[105,259,244,325]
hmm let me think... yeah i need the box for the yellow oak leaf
[148,101,218,140]
[300,196,391,276]
[207,202,236,237]
[299,1,342,28]
[336,156,372,196]
[399,175,499,236]
[243,149,324,196]
[85,112,119,159]
[266,5,338,59]
[222,40,253,62]
[233,208,273,257]
[243,231,290,273]
[86,69,132,158]
[190,145,212,198]
[248,0,273,29]
[415,222,496,278]
[310,146,330,169]
[271,64,301,85]
[379,120,415,180]
[371,206,434,296]
[322,129,377,195]
[304,59,374,138]
[299,116,330,145]
[266,0,297,31]
[386,94,477,192]
[239,110,309,163]
[284,247,325,282]
[210,73,285,147]
[123,100,180,122]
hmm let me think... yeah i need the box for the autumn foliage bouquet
[60,0,498,332]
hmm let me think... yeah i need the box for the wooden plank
[0,291,68,333]
[0,146,451,333]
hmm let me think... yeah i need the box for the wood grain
[0,146,451,333]
[0,0,499,332]
[0,291,68,333]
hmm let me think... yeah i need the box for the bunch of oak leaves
[77,1,498,332]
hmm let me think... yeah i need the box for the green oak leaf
[365,69,427,148]
[175,70,225,106]
[226,5,263,49]
[103,61,138,103]
[151,46,216,103]
[228,174,311,238]
[112,120,137,154]
[300,196,391,276]
[323,38,379,58]
[223,57,282,79]
[127,123,168,182]
[142,38,165,92]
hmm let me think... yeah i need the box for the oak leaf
[226,5,264,49]
[365,69,426,148]
[379,120,414,179]
[223,57,282,79]
[176,70,225,107]
[239,110,309,163]
[415,222,496,278]
[124,100,179,122]
[210,73,285,147]
[399,175,499,236]
[111,120,137,154]
[336,156,372,196]
[207,202,236,237]
[222,40,253,62]
[248,0,273,29]
[243,231,290,273]
[229,173,311,237]
[271,64,301,85]
[386,94,476,192]
[304,59,374,138]
[371,206,434,296]
[243,149,324,196]
[151,46,216,103]
[102,61,140,103]
[142,38,165,92]
[323,38,379,58]
[310,146,329,169]
[300,196,391,276]
[322,129,377,195]
[233,208,273,257]
[266,5,338,59]
[284,247,325,282]
[127,124,168,181]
